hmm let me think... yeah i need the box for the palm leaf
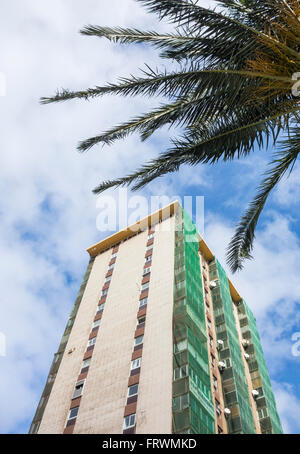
[226,124,300,272]
[42,0,300,272]
[92,103,297,193]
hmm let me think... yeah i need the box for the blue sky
[0,0,299,434]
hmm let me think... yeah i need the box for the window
[123,414,136,430]
[209,336,214,348]
[174,364,188,381]
[224,358,231,368]
[47,374,55,383]
[256,387,264,397]
[104,276,111,284]
[215,400,221,416]
[128,384,139,397]
[72,380,85,399]
[88,337,96,348]
[111,252,117,259]
[37,397,45,408]
[258,407,269,419]
[207,318,211,329]
[173,393,189,412]
[68,407,79,420]
[175,265,185,275]
[134,335,144,346]
[146,245,153,252]
[176,280,185,290]
[30,422,40,434]
[131,358,141,370]
[101,288,108,297]
[139,297,148,308]
[174,339,188,353]
[137,316,146,326]
[145,255,152,263]
[97,303,105,313]
[143,267,151,276]
[53,353,61,363]
[148,233,154,240]
[218,426,223,434]
[82,358,91,369]
[250,370,260,380]
[108,263,115,271]
[213,375,218,390]
[141,282,149,292]
[211,354,215,368]
[93,319,101,329]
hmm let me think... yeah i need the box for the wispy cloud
[0,0,299,435]
[272,382,300,434]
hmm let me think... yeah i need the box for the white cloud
[275,162,300,208]
[0,0,173,434]
[0,0,299,435]
[272,382,300,434]
[205,212,300,318]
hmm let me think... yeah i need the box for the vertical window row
[63,245,119,434]
[201,256,226,434]
[123,228,154,434]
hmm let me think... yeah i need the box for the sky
[0,0,299,434]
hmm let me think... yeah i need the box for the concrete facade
[32,202,282,435]
[38,212,176,434]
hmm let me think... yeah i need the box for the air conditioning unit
[209,281,217,289]
[224,408,231,418]
[217,340,224,350]
[218,361,226,372]
[242,339,249,348]
[252,390,259,399]
[244,353,250,360]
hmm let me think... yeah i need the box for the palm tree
[41,0,300,273]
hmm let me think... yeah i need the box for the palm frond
[137,0,300,59]
[42,0,300,272]
[217,0,278,25]
[92,103,296,194]
[80,25,192,46]
[77,96,202,151]
[43,64,285,105]
[45,67,292,152]
[40,65,208,104]
[226,124,300,272]
[80,24,264,68]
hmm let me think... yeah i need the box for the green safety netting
[237,301,283,434]
[210,259,256,434]
[172,208,215,434]
[172,207,282,435]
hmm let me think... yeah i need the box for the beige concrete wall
[74,229,148,434]
[136,217,175,434]
[39,216,175,434]
[38,249,112,434]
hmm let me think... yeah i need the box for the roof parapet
[87,200,179,258]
